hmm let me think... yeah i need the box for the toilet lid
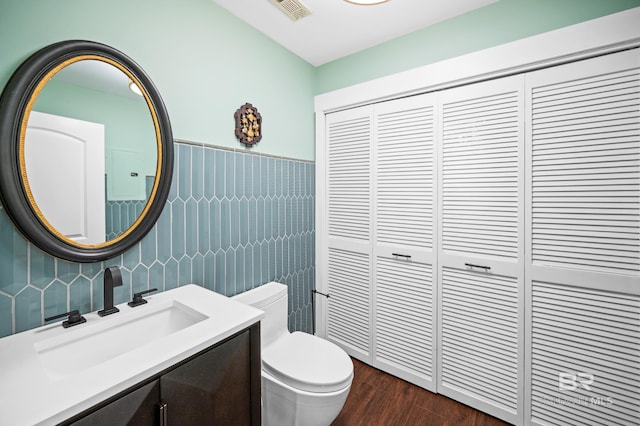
[262,332,353,393]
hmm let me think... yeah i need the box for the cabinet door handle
[465,262,491,271]
[392,253,412,260]
[159,402,168,426]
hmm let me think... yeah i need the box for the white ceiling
[54,60,142,101]
[211,0,497,66]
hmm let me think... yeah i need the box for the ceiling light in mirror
[129,80,143,96]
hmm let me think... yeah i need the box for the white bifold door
[323,93,438,391]
[324,105,374,362]
[319,48,640,426]
[437,75,525,424]
[373,95,437,390]
[524,49,640,426]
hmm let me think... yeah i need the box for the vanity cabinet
[65,324,260,426]
[69,381,160,425]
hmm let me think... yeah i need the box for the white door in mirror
[25,111,106,244]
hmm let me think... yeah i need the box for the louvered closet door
[437,75,525,425]
[324,106,373,362]
[525,49,640,426]
[373,94,437,391]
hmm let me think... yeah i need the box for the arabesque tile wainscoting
[0,141,315,337]
[105,176,155,241]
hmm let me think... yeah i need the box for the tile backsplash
[0,141,315,337]
[104,175,154,241]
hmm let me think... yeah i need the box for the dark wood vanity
[63,323,260,426]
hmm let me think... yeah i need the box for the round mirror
[0,40,173,262]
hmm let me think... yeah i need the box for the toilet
[232,282,353,426]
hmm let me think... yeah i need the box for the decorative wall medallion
[234,103,262,146]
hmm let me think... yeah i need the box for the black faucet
[98,266,122,317]
[45,309,86,328]
[128,288,158,307]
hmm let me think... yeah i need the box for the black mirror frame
[0,40,173,263]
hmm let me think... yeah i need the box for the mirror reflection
[25,59,158,244]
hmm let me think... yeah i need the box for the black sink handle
[128,288,158,307]
[44,309,87,328]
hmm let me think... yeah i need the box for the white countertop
[0,284,264,426]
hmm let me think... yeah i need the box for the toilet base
[262,370,351,426]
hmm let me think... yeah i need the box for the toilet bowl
[233,282,353,426]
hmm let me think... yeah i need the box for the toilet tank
[232,282,289,348]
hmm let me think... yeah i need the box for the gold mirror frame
[0,40,174,262]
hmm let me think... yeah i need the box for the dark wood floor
[332,358,510,426]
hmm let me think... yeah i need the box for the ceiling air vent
[271,0,312,21]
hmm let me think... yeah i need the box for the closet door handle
[465,262,491,271]
[392,253,412,260]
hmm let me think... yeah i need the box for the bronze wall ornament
[234,103,262,146]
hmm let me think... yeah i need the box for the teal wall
[314,0,640,94]
[0,143,316,336]
[0,0,316,161]
[34,78,157,199]
[1,0,639,337]
[0,0,317,336]
[1,0,638,161]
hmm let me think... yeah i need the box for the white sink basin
[34,300,208,380]
[0,284,264,426]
